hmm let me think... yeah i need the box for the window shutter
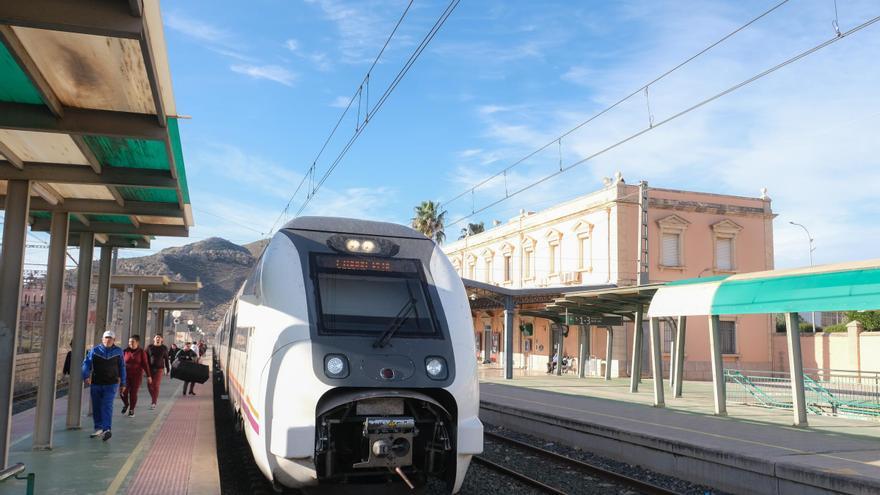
[662,233,680,266]
[716,238,732,270]
[719,321,736,354]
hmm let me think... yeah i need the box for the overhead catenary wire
[440,0,793,210]
[445,12,880,229]
[264,0,417,236]
[295,0,461,218]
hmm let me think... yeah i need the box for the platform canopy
[0,0,192,249]
[648,259,880,317]
[545,284,663,321]
[462,278,615,310]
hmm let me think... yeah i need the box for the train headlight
[327,235,400,257]
[324,354,349,378]
[425,356,447,380]
[345,239,361,252]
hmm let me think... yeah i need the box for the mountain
[114,237,264,331]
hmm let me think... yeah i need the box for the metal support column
[150,309,162,341]
[120,286,133,343]
[604,327,613,380]
[649,317,665,407]
[578,326,588,378]
[785,312,808,426]
[0,180,31,469]
[66,232,93,429]
[673,316,687,398]
[129,288,142,341]
[33,211,70,450]
[137,291,149,340]
[482,328,490,364]
[708,315,727,416]
[503,296,514,380]
[156,309,165,337]
[630,308,644,392]
[555,326,564,376]
[93,246,112,344]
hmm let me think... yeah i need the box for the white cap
[102,330,116,339]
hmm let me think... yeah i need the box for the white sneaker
[90,429,104,438]
[149,403,156,410]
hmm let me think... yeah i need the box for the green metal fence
[725,368,880,421]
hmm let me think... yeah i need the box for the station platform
[479,370,880,495]
[1,367,219,495]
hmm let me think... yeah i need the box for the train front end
[264,218,481,492]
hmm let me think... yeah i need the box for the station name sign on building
[564,315,623,326]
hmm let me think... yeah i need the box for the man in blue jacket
[82,330,126,441]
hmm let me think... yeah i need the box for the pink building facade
[443,177,776,379]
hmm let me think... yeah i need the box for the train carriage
[216,217,483,492]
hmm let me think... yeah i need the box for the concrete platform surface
[480,372,880,495]
[1,364,219,495]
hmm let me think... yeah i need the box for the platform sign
[564,314,623,326]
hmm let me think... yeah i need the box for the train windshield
[313,255,438,336]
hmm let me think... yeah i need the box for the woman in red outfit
[121,335,152,417]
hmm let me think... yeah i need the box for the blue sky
[103,0,880,269]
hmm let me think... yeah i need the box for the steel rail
[471,455,567,494]
[484,430,681,495]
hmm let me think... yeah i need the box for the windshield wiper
[373,297,417,349]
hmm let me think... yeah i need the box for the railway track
[476,431,680,495]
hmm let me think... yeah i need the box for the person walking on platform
[121,335,152,417]
[146,334,171,410]
[82,330,126,441]
[176,342,199,396]
[169,343,181,363]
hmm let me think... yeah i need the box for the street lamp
[789,221,817,332]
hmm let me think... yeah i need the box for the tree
[845,310,880,331]
[458,221,485,240]
[411,200,446,244]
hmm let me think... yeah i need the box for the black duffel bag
[171,360,210,384]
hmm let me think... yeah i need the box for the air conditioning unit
[560,271,581,284]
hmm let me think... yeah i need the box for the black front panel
[313,255,439,337]
[281,228,456,388]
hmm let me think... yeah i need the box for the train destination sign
[563,315,624,326]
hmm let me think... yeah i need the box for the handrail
[0,463,25,482]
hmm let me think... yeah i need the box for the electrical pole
[789,221,816,332]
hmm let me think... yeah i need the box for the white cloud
[164,11,233,46]
[304,0,413,64]
[301,186,398,220]
[285,38,332,71]
[230,64,298,86]
[284,38,300,52]
[457,149,483,158]
[329,95,351,108]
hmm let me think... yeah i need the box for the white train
[215,217,483,492]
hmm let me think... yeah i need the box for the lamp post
[171,310,181,344]
[187,319,194,343]
[789,221,816,332]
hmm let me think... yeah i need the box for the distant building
[443,176,776,379]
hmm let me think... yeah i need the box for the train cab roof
[282,216,429,240]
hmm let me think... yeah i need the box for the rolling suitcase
[171,360,210,383]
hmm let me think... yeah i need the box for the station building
[442,176,776,379]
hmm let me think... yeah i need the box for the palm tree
[411,200,446,244]
[458,221,485,240]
